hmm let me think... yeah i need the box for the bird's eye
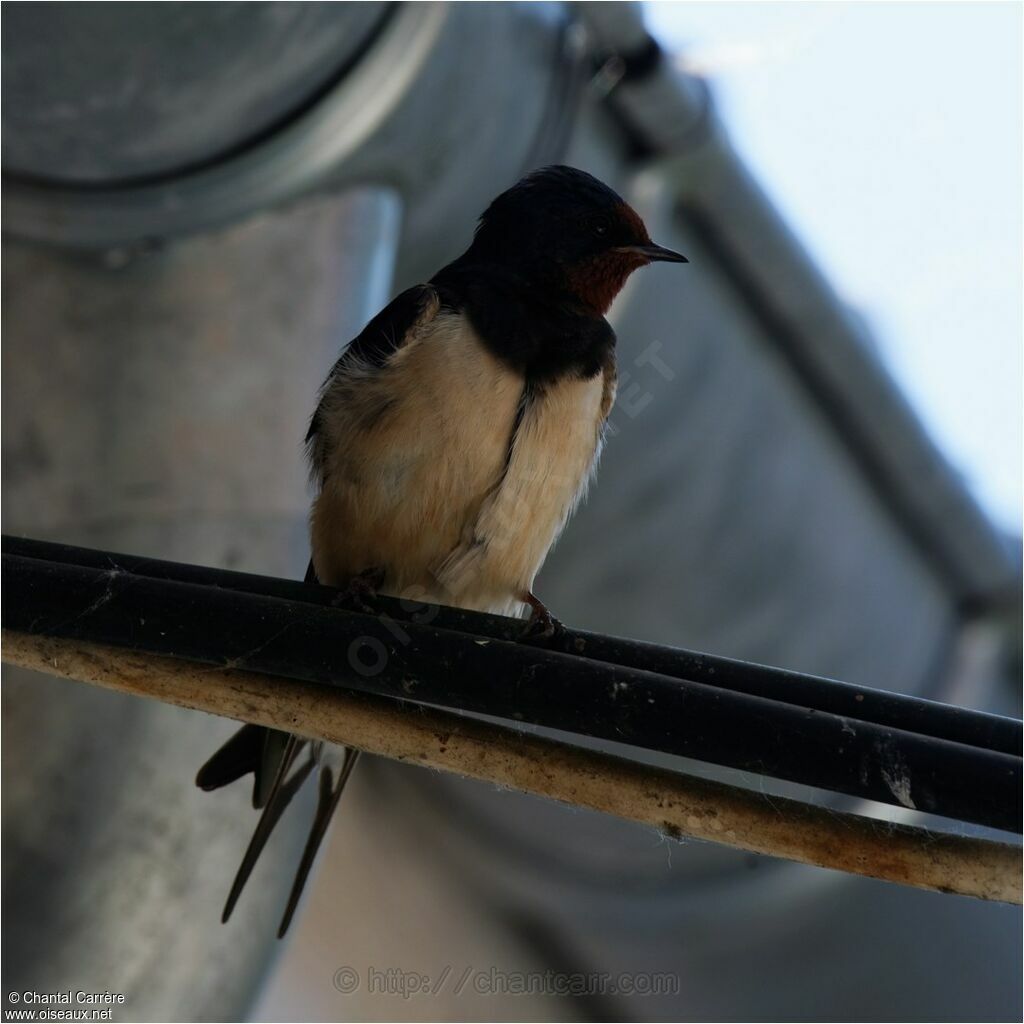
[591,217,609,237]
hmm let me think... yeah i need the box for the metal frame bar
[3,536,1020,833]
[3,629,1020,906]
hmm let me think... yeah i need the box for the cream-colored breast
[310,311,524,593]
[436,366,612,613]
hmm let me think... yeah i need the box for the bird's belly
[436,368,610,613]
[310,314,524,599]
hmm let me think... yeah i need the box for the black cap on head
[469,165,686,280]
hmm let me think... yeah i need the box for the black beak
[615,243,689,264]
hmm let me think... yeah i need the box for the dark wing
[201,288,440,933]
[304,283,440,467]
[195,723,265,794]
[196,560,320,808]
[199,566,364,935]
[195,718,295,810]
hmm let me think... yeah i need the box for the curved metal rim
[2,3,398,191]
[1,2,447,249]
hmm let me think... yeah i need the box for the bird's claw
[331,567,386,616]
[520,593,564,643]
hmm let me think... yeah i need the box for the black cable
[3,542,1020,833]
[4,535,1018,756]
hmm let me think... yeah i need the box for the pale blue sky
[646,1,1022,533]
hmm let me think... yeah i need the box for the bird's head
[468,165,687,315]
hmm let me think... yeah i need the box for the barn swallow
[196,165,687,936]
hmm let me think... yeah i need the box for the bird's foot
[520,591,564,642]
[331,567,386,615]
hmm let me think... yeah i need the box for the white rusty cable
[3,628,1020,905]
